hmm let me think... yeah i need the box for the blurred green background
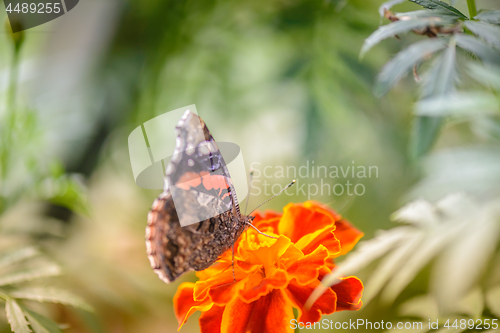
[1,0,500,332]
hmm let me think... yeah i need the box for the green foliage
[0,28,91,333]
[309,0,500,325]
[364,0,500,158]
[0,247,92,333]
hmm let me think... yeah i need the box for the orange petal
[240,236,291,273]
[284,280,337,324]
[195,268,247,304]
[330,276,364,311]
[252,210,282,232]
[221,289,294,333]
[295,226,341,257]
[286,245,329,286]
[239,269,289,303]
[333,219,364,257]
[278,202,338,243]
[199,304,224,333]
[173,282,213,330]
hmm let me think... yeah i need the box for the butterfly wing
[145,111,247,283]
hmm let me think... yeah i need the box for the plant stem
[466,0,477,19]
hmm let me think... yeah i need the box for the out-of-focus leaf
[361,20,433,58]
[457,288,484,319]
[411,38,457,158]
[362,232,424,305]
[415,92,499,116]
[375,39,447,96]
[399,295,439,320]
[409,147,500,200]
[38,175,90,217]
[422,38,457,97]
[24,309,63,333]
[381,225,459,303]
[465,21,500,49]
[456,34,500,64]
[475,10,500,24]
[467,62,500,90]
[486,286,500,317]
[408,0,467,19]
[10,288,93,312]
[0,264,61,286]
[410,116,442,159]
[378,0,406,17]
[6,298,31,333]
[395,9,461,20]
[0,247,40,271]
[433,208,499,313]
[392,199,439,226]
[305,227,413,308]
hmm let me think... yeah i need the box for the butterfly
[145,110,254,283]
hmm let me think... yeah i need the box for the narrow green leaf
[0,265,61,286]
[5,299,31,333]
[422,37,457,97]
[378,0,406,17]
[475,10,500,24]
[24,309,64,333]
[465,21,500,49]
[456,34,500,64]
[395,9,461,20]
[415,92,499,116]
[361,20,432,58]
[408,0,467,19]
[410,116,443,159]
[0,248,40,271]
[410,38,458,158]
[11,287,93,312]
[375,39,447,96]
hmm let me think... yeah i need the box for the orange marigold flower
[173,201,364,333]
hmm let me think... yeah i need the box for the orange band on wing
[176,171,230,196]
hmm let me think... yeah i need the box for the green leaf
[24,309,64,333]
[410,116,443,160]
[415,92,499,116]
[411,38,457,158]
[0,248,40,271]
[456,34,500,64]
[0,264,61,286]
[465,21,500,49]
[5,298,31,333]
[475,10,500,24]
[375,39,447,96]
[395,9,461,20]
[467,62,500,90]
[408,0,467,19]
[361,20,433,58]
[378,0,407,17]
[10,287,93,312]
[422,38,457,97]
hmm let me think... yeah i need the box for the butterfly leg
[245,222,278,239]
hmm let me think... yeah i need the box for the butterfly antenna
[244,170,255,215]
[248,180,296,215]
